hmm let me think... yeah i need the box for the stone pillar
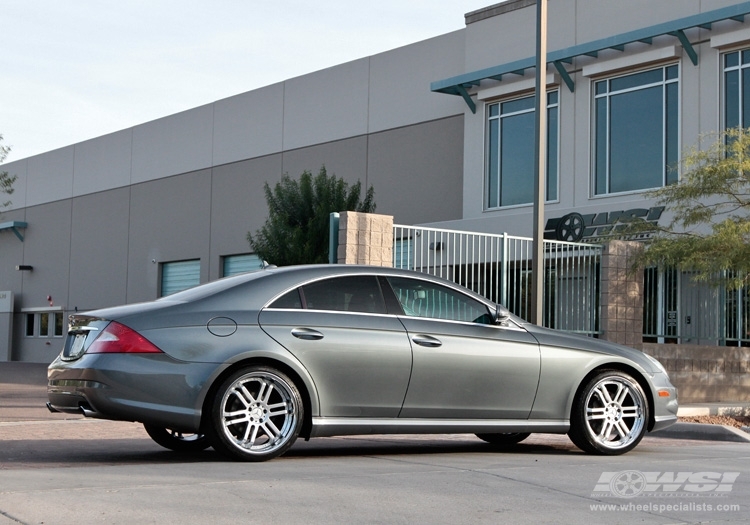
[337,212,394,266]
[600,240,644,347]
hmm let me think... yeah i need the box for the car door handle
[291,327,324,340]
[412,334,442,348]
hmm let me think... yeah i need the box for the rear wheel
[208,366,303,462]
[475,432,530,447]
[568,370,648,455]
[143,424,211,453]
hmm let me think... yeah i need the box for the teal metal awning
[432,1,750,113]
[0,221,28,242]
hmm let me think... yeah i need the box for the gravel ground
[679,415,750,428]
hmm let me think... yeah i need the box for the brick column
[600,240,644,347]
[337,212,394,266]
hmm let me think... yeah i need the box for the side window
[386,276,492,324]
[269,289,303,309]
[301,276,387,314]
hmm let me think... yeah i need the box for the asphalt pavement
[2,362,750,524]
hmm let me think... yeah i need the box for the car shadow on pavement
[0,435,584,469]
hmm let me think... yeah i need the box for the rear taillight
[87,321,163,354]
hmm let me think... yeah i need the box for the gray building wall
[3,0,750,361]
[1,117,464,361]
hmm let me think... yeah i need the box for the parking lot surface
[1,364,749,524]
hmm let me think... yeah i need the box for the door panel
[398,317,541,419]
[259,309,412,417]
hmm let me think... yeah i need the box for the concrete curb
[650,422,750,443]
[678,403,750,417]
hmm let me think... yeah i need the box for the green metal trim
[455,85,477,114]
[0,221,28,242]
[553,61,575,93]
[431,1,750,108]
[671,29,698,65]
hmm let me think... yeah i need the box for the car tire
[208,366,303,462]
[475,432,530,446]
[568,370,648,455]
[143,424,211,453]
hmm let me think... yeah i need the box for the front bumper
[649,372,679,432]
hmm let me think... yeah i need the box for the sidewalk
[0,362,749,441]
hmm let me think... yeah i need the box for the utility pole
[531,0,548,326]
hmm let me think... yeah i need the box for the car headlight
[644,353,669,378]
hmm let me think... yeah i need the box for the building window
[486,90,559,209]
[161,260,200,296]
[24,311,64,338]
[593,65,679,195]
[222,253,264,277]
[723,49,750,130]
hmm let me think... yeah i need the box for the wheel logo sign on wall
[545,206,664,243]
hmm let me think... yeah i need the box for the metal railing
[644,267,750,346]
[393,224,602,336]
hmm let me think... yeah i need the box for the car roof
[161,264,497,310]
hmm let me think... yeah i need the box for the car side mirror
[494,305,511,326]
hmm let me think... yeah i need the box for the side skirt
[310,418,570,438]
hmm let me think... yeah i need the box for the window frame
[591,63,680,197]
[721,48,750,131]
[23,309,65,339]
[484,89,560,210]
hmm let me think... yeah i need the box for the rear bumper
[47,353,223,432]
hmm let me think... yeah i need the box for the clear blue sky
[1,0,493,162]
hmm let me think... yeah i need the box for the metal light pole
[531,0,548,326]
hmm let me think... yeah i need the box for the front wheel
[143,424,211,453]
[568,370,648,455]
[208,366,303,462]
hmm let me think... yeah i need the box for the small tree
[248,166,376,265]
[1,134,17,211]
[630,127,750,288]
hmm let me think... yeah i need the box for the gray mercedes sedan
[48,264,677,461]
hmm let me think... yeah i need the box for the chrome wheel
[569,371,648,455]
[143,424,211,453]
[210,366,303,461]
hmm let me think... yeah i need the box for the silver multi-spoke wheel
[569,370,648,455]
[210,366,303,461]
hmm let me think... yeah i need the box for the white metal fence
[393,224,602,336]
